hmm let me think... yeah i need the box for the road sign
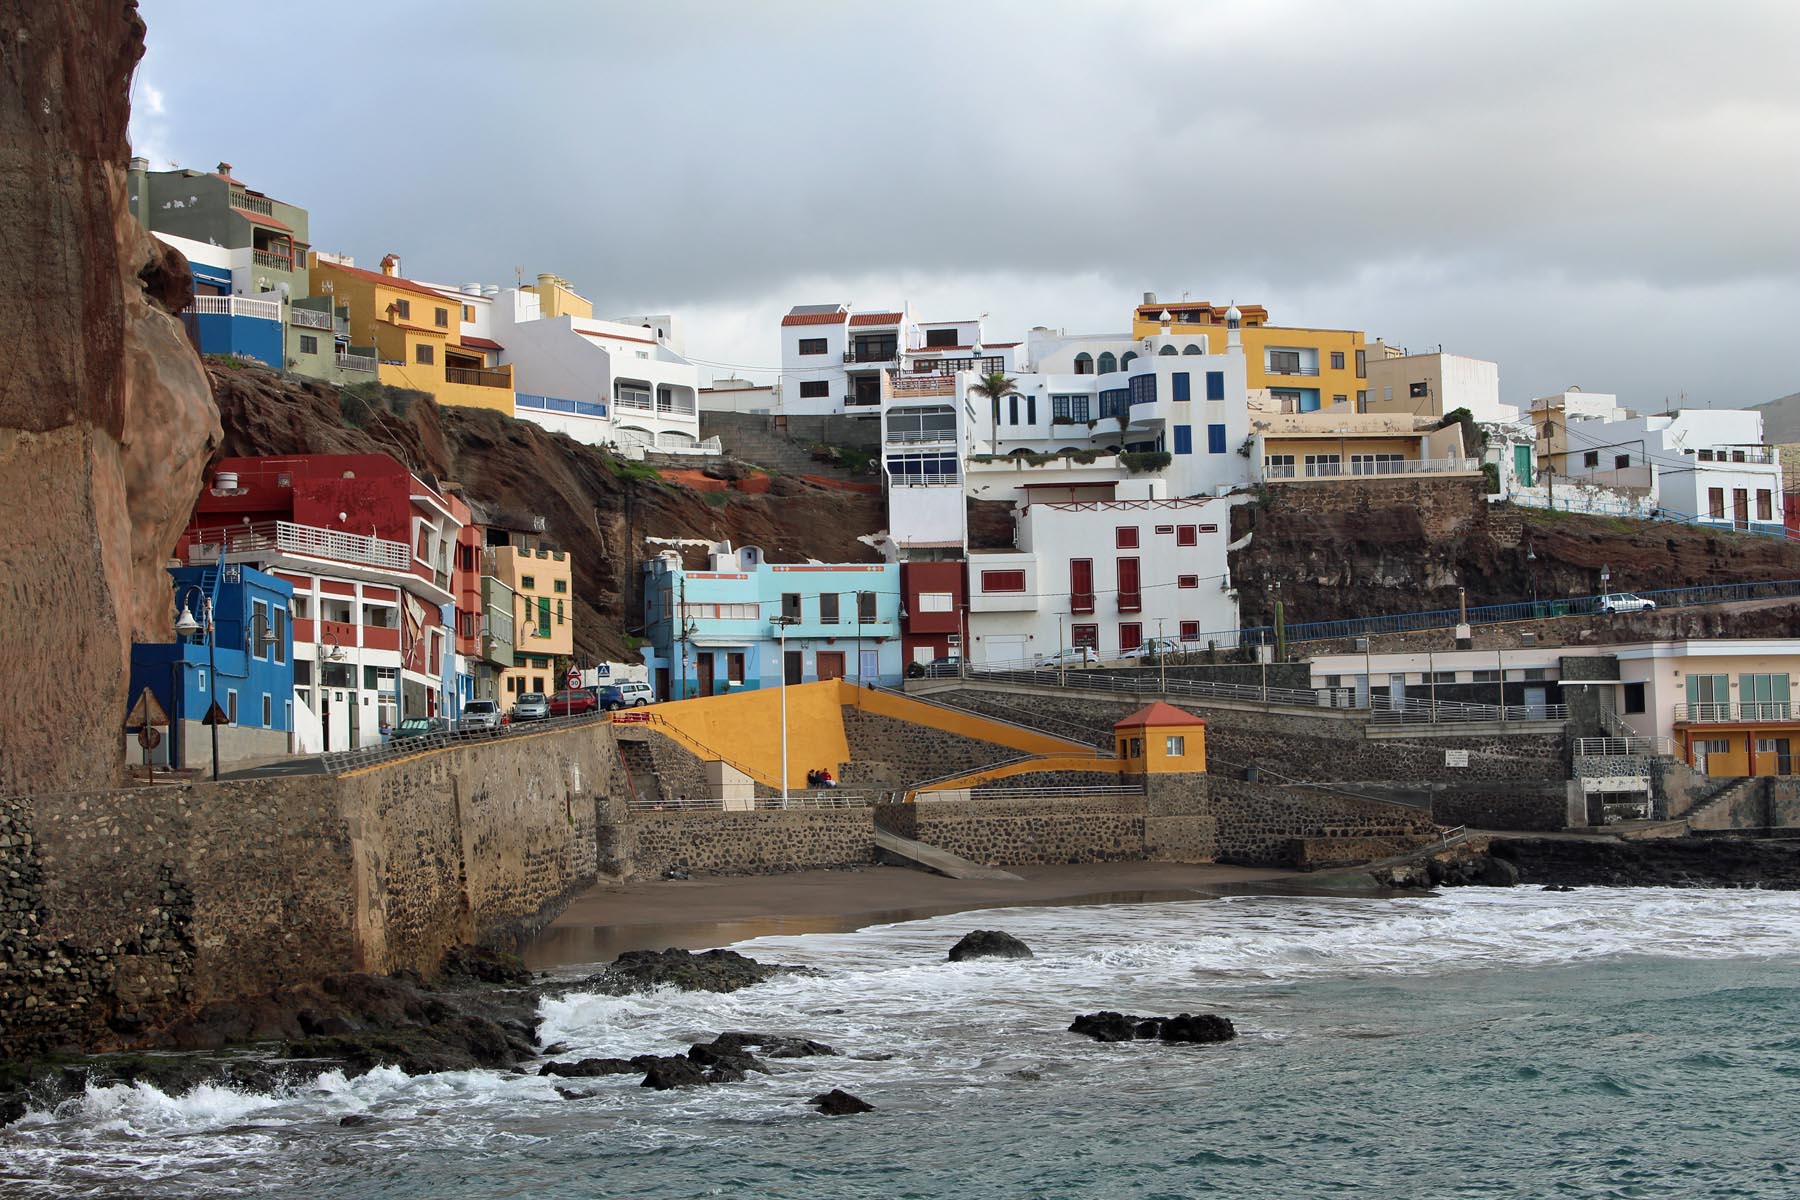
[567,668,582,689]
[201,701,230,727]
[137,726,163,750]
[125,687,170,728]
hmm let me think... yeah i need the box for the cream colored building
[486,541,574,698]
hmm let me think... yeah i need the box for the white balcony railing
[335,351,376,372]
[885,428,959,444]
[1675,702,1794,723]
[290,308,335,331]
[190,294,281,321]
[185,520,411,573]
[1262,456,1480,480]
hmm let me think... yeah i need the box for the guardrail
[1674,702,1794,723]
[318,709,609,773]
[958,665,1344,711]
[922,784,1145,801]
[335,351,376,372]
[626,791,873,812]
[183,519,412,572]
[1576,736,1676,758]
[290,307,335,331]
[1368,699,1567,726]
[191,294,281,321]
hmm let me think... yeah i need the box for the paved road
[220,755,326,780]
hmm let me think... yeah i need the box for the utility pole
[678,575,688,701]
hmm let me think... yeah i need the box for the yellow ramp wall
[909,753,1127,798]
[844,683,1093,756]
[648,681,851,788]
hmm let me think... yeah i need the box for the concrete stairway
[617,739,662,807]
[700,413,864,481]
[873,827,1022,881]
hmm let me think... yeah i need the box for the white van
[602,680,657,709]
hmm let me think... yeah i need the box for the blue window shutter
[1174,425,1193,455]
[1206,371,1225,401]
[1207,424,1227,454]
[1173,372,1191,402]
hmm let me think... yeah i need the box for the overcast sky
[133,0,1799,406]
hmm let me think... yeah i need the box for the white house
[1363,347,1513,422]
[778,303,1018,418]
[1555,406,1783,529]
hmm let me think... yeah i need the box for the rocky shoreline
[1373,835,1800,891]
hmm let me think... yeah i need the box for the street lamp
[174,589,219,782]
[772,614,798,806]
[1526,545,1538,604]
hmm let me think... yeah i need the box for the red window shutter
[1176,525,1197,546]
[1119,623,1142,652]
[1117,557,1141,612]
[1070,559,1094,614]
[1116,526,1140,549]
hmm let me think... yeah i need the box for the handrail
[318,709,610,774]
[611,709,780,789]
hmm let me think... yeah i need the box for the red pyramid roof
[1113,701,1207,729]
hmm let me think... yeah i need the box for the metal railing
[885,428,959,443]
[918,783,1144,802]
[446,365,511,389]
[1266,363,1321,376]
[183,520,411,572]
[290,308,335,331]
[335,351,376,372]
[959,665,1339,711]
[1576,736,1676,757]
[1368,698,1567,726]
[319,709,610,774]
[190,294,281,321]
[888,471,961,487]
[1264,457,1479,480]
[1674,702,1794,723]
[626,791,873,812]
[844,348,898,364]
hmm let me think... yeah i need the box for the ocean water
[5,887,1800,1199]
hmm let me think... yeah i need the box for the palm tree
[969,369,1019,450]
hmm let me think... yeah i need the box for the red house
[900,560,967,668]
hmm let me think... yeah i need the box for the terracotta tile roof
[849,311,903,326]
[318,260,461,303]
[1113,701,1207,729]
[233,208,292,232]
[578,328,656,346]
[459,335,503,351]
[781,310,848,327]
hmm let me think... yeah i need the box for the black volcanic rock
[1071,1011,1237,1045]
[948,930,1035,962]
[812,1088,874,1115]
[580,948,806,995]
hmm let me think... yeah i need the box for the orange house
[1113,701,1208,774]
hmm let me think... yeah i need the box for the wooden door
[816,651,846,682]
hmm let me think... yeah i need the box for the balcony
[1674,702,1795,723]
[1694,448,1777,465]
[181,520,453,604]
[885,427,958,445]
[335,351,376,373]
[290,308,334,331]
[889,373,955,397]
[845,347,899,364]
[1266,362,1321,377]
[1263,456,1480,481]
[230,189,274,216]
[445,365,511,389]
[190,294,280,321]
[252,249,294,271]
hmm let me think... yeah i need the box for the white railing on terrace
[230,189,274,216]
[890,374,955,395]
[335,351,376,372]
[885,428,959,443]
[918,784,1145,802]
[1576,736,1676,758]
[289,308,335,331]
[888,472,960,487]
[185,520,411,573]
[190,294,281,321]
[1675,702,1794,723]
[1264,456,1480,480]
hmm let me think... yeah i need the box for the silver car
[459,699,502,734]
[511,692,551,722]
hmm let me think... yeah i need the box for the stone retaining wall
[878,795,1149,867]
[1428,783,1572,831]
[840,706,1034,787]
[624,809,874,876]
[1208,777,1438,866]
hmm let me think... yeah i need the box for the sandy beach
[523,861,1297,969]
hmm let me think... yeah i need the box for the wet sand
[524,861,1296,970]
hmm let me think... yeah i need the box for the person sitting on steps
[818,767,837,788]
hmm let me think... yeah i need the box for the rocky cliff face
[1229,478,1800,627]
[209,365,886,660]
[0,1,220,793]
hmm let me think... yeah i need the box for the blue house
[127,562,295,772]
[642,543,902,700]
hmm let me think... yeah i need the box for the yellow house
[1131,299,1370,413]
[486,542,574,698]
[310,254,515,414]
[1251,409,1478,481]
[1113,702,1208,774]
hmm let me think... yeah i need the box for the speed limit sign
[567,668,582,689]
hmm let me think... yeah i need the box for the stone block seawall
[0,721,627,1058]
[623,809,875,876]
[877,796,1151,867]
[1208,777,1439,866]
[840,706,1050,788]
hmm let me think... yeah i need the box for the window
[1582,451,1600,468]
[1180,620,1200,640]
[299,334,319,355]
[1264,454,1296,478]
[1074,352,1094,374]
[1409,381,1430,399]
[1351,453,1406,475]
[394,298,411,320]
[556,599,565,625]
[1355,349,1366,378]
[1128,374,1156,406]
[227,690,238,725]
[1097,352,1117,374]
[252,599,270,659]
[1758,490,1774,521]
[1332,394,1347,406]
[1741,673,1791,716]
[1268,350,1301,374]
[198,668,207,692]
[1304,454,1342,477]
[1709,488,1726,518]
[1386,386,1395,402]
[1070,623,1099,649]
[798,337,827,355]
[1431,671,1457,684]
[1117,557,1141,611]
[1357,390,1368,410]
[1614,454,1630,470]
[552,579,567,594]
[728,652,746,682]
[1732,450,1747,462]
[1623,682,1646,714]
[1098,389,1127,419]
[1008,395,1019,425]
[434,307,449,327]
[1207,424,1227,454]
[1119,622,1143,652]
[926,328,958,348]
[1025,394,1036,424]
[1699,449,1715,461]
[1070,559,1095,614]
[1120,351,1137,370]
[521,574,536,590]
[918,592,953,612]
[1159,345,1178,357]
[1178,575,1199,589]
[462,304,474,322]
[1116,526,1139,549]
[1173,425,1193,455]
[820,592,840,624]
[1155,524,1175,535]
[858,591,877,624]
[1051,394,1091,422]
[262,694,272,726]
[779,592,803,621]
[799,380,829,399]
[981,570,1025,593]
[1331,351,1345,370]
[416,343,436,366]
[537,596,551,638]
[273,608,286,665]
[1165,735,1185,757]
[1473,669,1500,683]
[1172,372,1191,402]
[1205,371,1225,401]
[1177,525,1198,547]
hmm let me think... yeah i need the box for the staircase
[617,739,662,807]
[700,413,867,482]
[1683,776,1768,830]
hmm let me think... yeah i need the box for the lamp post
[772,614,798,806]
[174,588,219,782]
[1526,544,1538,605]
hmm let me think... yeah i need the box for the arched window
[1097,352,1117,374]
[1120,351,1137,370]
[1183,344,1203,355]
[1074,352,1093,375]
[1158,345,1177,356]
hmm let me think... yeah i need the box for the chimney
[128,156,149,173]
[217,161,232,176]
[380,253,401,277]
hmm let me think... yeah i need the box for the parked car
[1035,646,1100,669]
[548,688,600,717]
[458,699,502,734]
[1117,636,1182,661]
[511,692,551,722]
[921,656,964,678]
[1599,592,1658,614]
[599,680,657,710]
[389,716,451,741]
